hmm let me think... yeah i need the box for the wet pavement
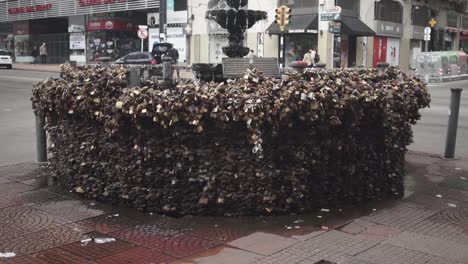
[0,151,467,264]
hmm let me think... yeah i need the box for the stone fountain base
[192,63,224,82]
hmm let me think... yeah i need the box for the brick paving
[0,152,468,264]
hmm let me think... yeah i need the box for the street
[0,69,466,166]
[409,79,468,157]
[0,70,59,166]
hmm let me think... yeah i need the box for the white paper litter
[0,253,16,258]
[435,194,443,198]
[372,208,377,212]
[317,215,323,218]
[294,226,300,229]
[286,226,292,230]
[321,226,329,230]
[113,214,119,217]
[448,203,457,208]
[455,168,462,171]
[320,208,331,212]
[94,238,116,244]
[293,219,304,224]
[461,177,467,180]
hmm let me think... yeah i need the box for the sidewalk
[0,152,467,264]
[13,63,194,79]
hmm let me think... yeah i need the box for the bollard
[35,114,47,162]
[128,67,141,87]
[444,88,463,159]
[162,57,174,89]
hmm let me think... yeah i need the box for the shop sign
[411,25,425,40]
[329,21,341,33]
[167,10,187,24]
[148,13,160,27]
[79,0,128,7]
[70,32,85,49]
[8,3,52,14]
[69,24,85,33]
[166,26,186,63]
[86,20,135,31]
[375,21,403,38]
[320,6,341,21]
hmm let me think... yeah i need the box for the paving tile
[355,244,434,264]
[294,230,380,256]
[0,224,88,256]
[0,205,68,240]
[7,247,95,264]
[77,214,141,234]
[384,231,468,263]
[404,193,460,211]
[419,185,468,203]
[189,246,263,264]
[111,226,219,258]
[0,163,44,181]
[304,250,354,264]
[338,219,401,241]
[441,176,468,192]
[228,232,298,256]
[429,206,468,229]
[60,232,135,261]
[405,153,441,165]
[0,182,35,196]
[426,256,466,264]
[362,202,437,230]
[406,217,468,245]
[189,224,254,243]
[96,247,177,264]
[31,199,105,222]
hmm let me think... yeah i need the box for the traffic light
[275,8,282,25]
[283,7,292,26]
[274,5,292,32]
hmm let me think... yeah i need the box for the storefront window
[284,34,317,67]
[375,0,403,23]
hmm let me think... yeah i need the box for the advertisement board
[70,32,85,49]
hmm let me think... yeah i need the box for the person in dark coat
[167,46,180,78]
[31,45,39,64]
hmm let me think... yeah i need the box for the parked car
[113,52,157,65]
[151,42,173,64]
[0,49,13,69]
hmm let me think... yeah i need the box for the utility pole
[275,5,291,68]
[159,0,167,41]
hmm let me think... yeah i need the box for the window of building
[174,0,187,11]
[336,0,359,17]
[411,6,430,27]
[375,0,403,23]
[447,13,459,28]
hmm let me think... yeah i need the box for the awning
[266,14,318,34]
[340,16,375,36]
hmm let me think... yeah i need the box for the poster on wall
[70,32,85,49]
[166,27,186,64]
[148,27,160,52]
[373,36,400,67]
[386,38,400,67]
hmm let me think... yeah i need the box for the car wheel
[7,65,12,69]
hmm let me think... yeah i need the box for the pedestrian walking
[302,49,313,67]
[167,46,180,78]
[39,43,48,64]
[31,45,39,64]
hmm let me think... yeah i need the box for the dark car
[151,42,173,64]
[113,52,157,65]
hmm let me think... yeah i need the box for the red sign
[79,0,127,7]
[8,4,52,15]
[373,36,387,68]
[86,20,136,31]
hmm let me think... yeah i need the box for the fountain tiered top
[206,0,267,58]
